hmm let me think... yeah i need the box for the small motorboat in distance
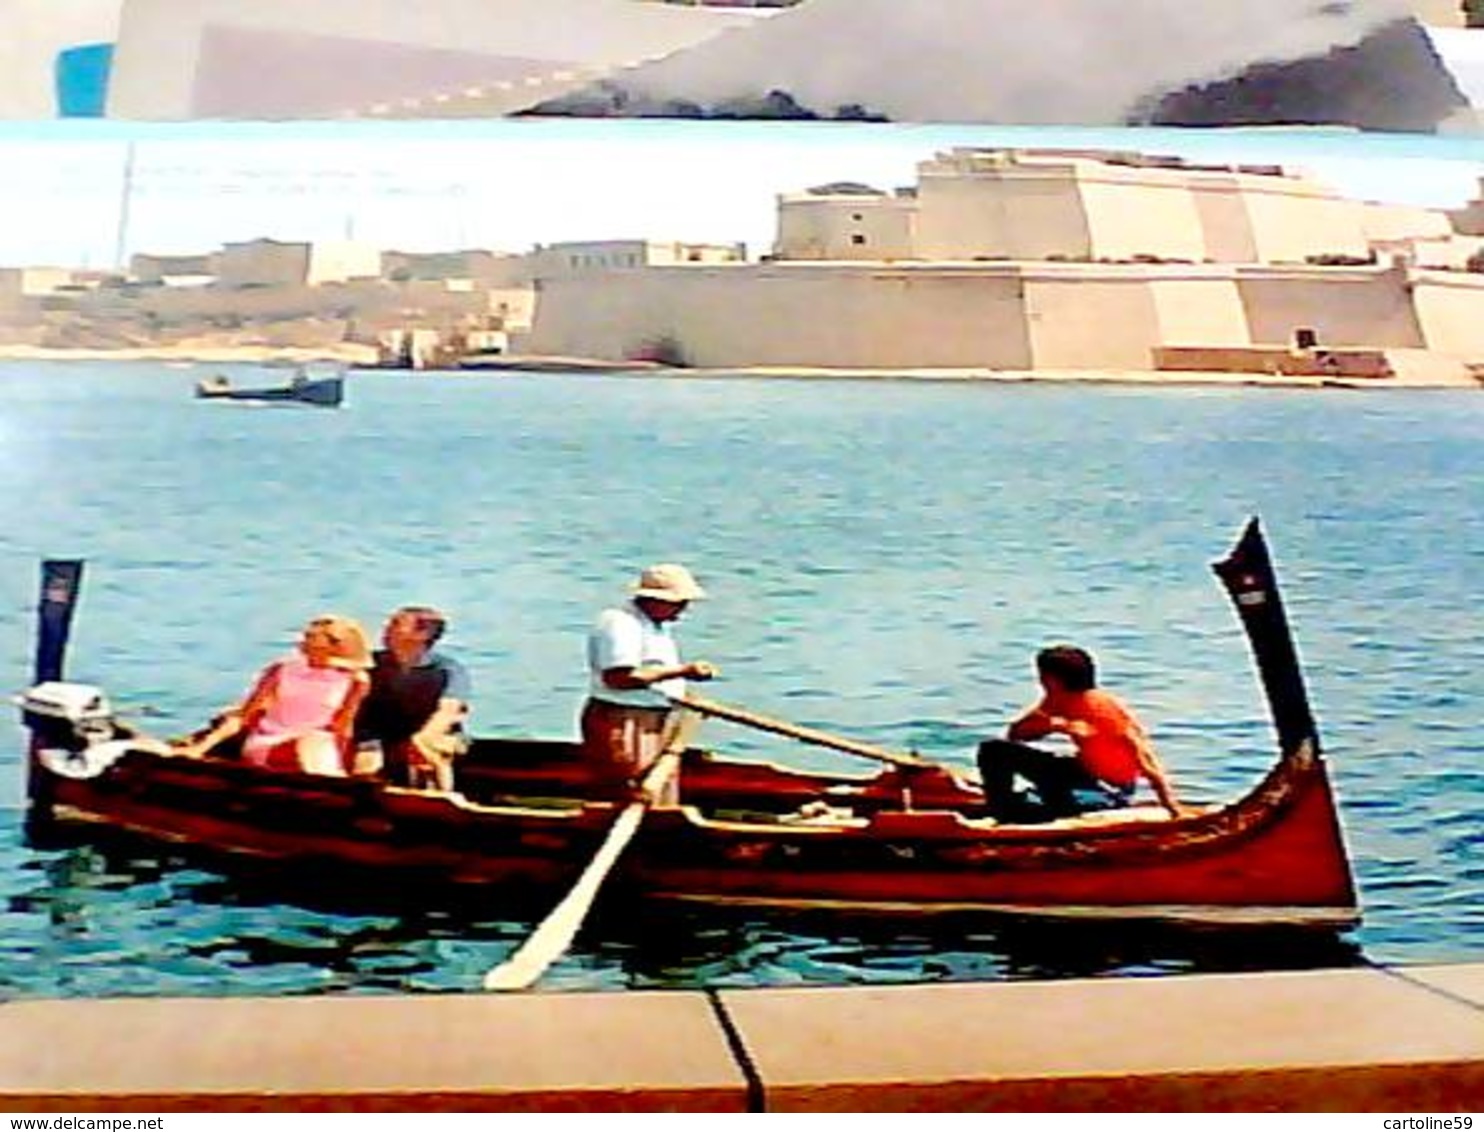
[194,362,346,407]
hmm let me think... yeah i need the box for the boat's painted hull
[195,377,343,406]
[635,752,1357,923]
[29,734,1358,926]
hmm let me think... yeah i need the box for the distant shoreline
[0,345,1476,389]
[0,344,378,365]
[632,366,1392,389]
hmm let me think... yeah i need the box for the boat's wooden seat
[910,803,1219,834]
[1032,803,1216,830]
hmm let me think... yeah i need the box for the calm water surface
[0,362,1480,997]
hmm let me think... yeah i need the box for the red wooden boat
[18,520,1359,927]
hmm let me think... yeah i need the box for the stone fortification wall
[526,263,1033,369]
[1411,269,1484,354]
[1236,267,1424,348]
[526,259,1484,371]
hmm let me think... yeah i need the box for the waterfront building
[381,249,526,287]
[526,240,748,280]
[130,251,217,285]
[215,239,382,289]
[0,239,531,357]
[774,184,917,262]
[523,148,1484,383]
[779,150,1375,266]
[0,267,86,298]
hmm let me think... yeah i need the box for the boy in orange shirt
[977,645,1183,823]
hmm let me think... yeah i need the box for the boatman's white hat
[631,563,707,603]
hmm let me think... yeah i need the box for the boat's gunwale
[642,891,1362,928]
[96,743,626,826]
[53,723,1318,850]
[29,723,1359,923]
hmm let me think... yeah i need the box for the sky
[4,119,1484,268]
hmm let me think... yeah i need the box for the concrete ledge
[1401,964,1484,1008]
[0,991,747,1112]
[1,965,1480,1112]
[719,966,1484,1112]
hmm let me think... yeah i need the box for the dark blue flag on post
[34,560,84,685]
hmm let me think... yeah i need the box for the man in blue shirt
[355,606,471,790]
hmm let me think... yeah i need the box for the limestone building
[774,184,917,261]
[524,147,1484,383]
[526,240,748,280]
[0,267,86,298]
[215,238,382,288]
[777,149,1374,266]
[130,251,217,285]
[381,249,527,287]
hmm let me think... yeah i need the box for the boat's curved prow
[1212,517,1360,921]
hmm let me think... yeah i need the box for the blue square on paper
[55,43,115,118]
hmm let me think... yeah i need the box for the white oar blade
[479,745,686,993]
[481,801,647,992]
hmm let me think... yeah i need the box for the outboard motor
[17,681,130,780]
[20,681,114,750]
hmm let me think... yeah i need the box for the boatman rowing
[582,563,718,805]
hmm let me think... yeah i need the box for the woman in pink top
[176,616,373,776]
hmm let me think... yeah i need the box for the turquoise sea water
[1,361,1481,996]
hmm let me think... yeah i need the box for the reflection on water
[593,903,1364,990]
[4,827,1362,998]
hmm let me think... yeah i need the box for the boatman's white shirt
[587,601,684,708]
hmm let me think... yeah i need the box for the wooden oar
[481,710,697,992]
[671,692,933,770]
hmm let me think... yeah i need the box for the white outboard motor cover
[18,682,170,780]
[19,681,114,729]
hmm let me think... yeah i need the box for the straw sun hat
[630,563,707,603]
